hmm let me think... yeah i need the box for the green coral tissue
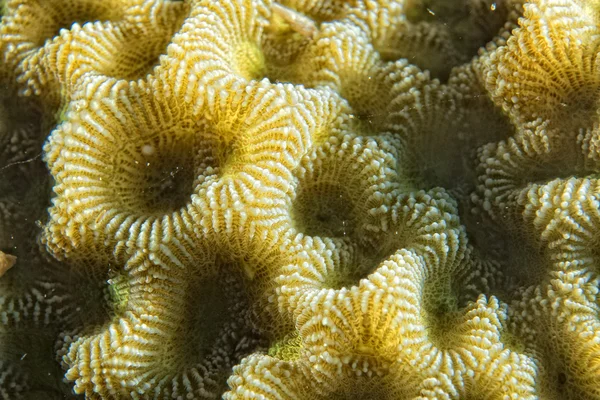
[1,0,600,399]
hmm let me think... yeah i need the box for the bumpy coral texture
[1,0,600,399]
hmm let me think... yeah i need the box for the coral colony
[1,0,600,399]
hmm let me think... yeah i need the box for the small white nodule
[141,144,155,156]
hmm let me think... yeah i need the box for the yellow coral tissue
[1,0,600,399]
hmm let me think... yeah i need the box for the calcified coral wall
[1,0,600,398]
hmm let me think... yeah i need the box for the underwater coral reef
[1,0,600,398]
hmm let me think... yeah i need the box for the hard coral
[1,0,600,399]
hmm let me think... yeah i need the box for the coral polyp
[1,0,600,399]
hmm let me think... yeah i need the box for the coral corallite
[1,0,600,399]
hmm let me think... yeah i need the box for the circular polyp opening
[64,263,116,329]
[90,9,188,81]
[98,35,173,81]
[342,77,390,134]
[23,0,121,47]
[390,0,512,79]
[421,280,462,348]
[292,181,356,238]
[560,84,600,130]
[111,134,199,215]
[233,41,267,81]
[322,260,374,289]
[162,260,263,374]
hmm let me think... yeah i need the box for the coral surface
[1,0,600,399]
